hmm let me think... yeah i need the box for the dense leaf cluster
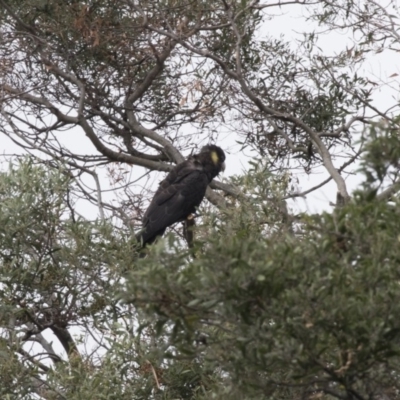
[125,190,400,399]
[2,126,400,399]
[1,0,400,398]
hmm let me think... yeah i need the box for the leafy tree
[1,0,400,399]
[2,0,399,211]
[122,124,400,399]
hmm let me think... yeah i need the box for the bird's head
[198,145,226,179]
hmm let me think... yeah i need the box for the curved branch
[50,325,81,360]
[140,20,350,202]
[377,180,400,202]
[3,85,78,124]
[78,116,172,170]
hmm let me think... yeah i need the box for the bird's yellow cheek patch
[211,151,219,165]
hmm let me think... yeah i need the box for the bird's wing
[151,161,199,207]
[140,168,209,244]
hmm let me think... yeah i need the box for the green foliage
[361,120,400,186]
[124,196,400,399]
[1,0,400,397]
[4,146,400,399]
[0,160,136,399]
[121,135,400,399]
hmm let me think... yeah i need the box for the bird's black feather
[136,145,225,246]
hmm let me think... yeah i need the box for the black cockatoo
[136,145,226,247]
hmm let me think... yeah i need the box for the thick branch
[127,40,176,104]
[125,110,185,164]
[78,116,171,170]
[50,325,81,360]
[2,85,78,124]
[377,180,400,202]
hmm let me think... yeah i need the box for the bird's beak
[221,162,226,172]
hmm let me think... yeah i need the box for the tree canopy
[1,0,400,399]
